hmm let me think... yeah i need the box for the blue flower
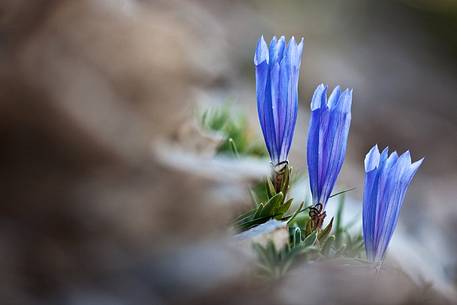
[306,84,352,207]
[363,145,423,263]
[254,35,304,166]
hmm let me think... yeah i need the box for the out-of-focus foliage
[200,105,267,158]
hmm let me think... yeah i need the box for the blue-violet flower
[363,145,423,263]
[254,35,304,166]
[307,84,352,208]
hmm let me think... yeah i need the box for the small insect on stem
[309,203,326,230]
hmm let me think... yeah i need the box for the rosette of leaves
[233,165,301,232]
[254,195,365,278]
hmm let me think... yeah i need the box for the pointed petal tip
[311,84,327,111]
[254,36,269,65]
[411,157,425,167]
[403,150,412,164]
[260,35,267,46]
[328,86,342,108]
[413,157,424,167]
[371,144,380,155]
[288,36,297,49]
[365,145,381,172]
[333,87,352,112]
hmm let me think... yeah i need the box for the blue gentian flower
[363,145,423,263]
[254,35,304,166]
[306,84,352,207]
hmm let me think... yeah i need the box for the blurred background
[1,0,457,304]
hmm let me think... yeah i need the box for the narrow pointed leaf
[260,192,284,217]
[286,201,304,224]
[318,217,334,241]
[303,231,318,247]
[322,235,335,256]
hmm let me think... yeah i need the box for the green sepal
[266,177,276,199]
[305,218,314,236]
[279,165,291,196]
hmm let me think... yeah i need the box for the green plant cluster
[255,195,364,278]
[200,105,267,157]
[234,165,295,231]
[200,105,364,278]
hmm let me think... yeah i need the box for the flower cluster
[254,35,423,264]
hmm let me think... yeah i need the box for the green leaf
[286,202,304,224]
[277,198,293,216]
[299,245,320,256]
[234,208,256,222]
[249,189,259,207]
[329,187,356,199]
[254,203,265,218]
[322,235,335,256]
[228,138,240,158]
[259,192,284,217]
[199,103,267,158]
[292,226,302,247]
[318,217,334,241]
[303,231,318,247]
[335,193,345,248]
[292,209,310,228]
[335,244,347,256]
[305,218,314,236]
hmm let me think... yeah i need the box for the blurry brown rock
[0,0,250,304]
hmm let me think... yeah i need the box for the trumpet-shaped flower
[254,35,304,166]
[307,84,352,207]
[363,145,423,263]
